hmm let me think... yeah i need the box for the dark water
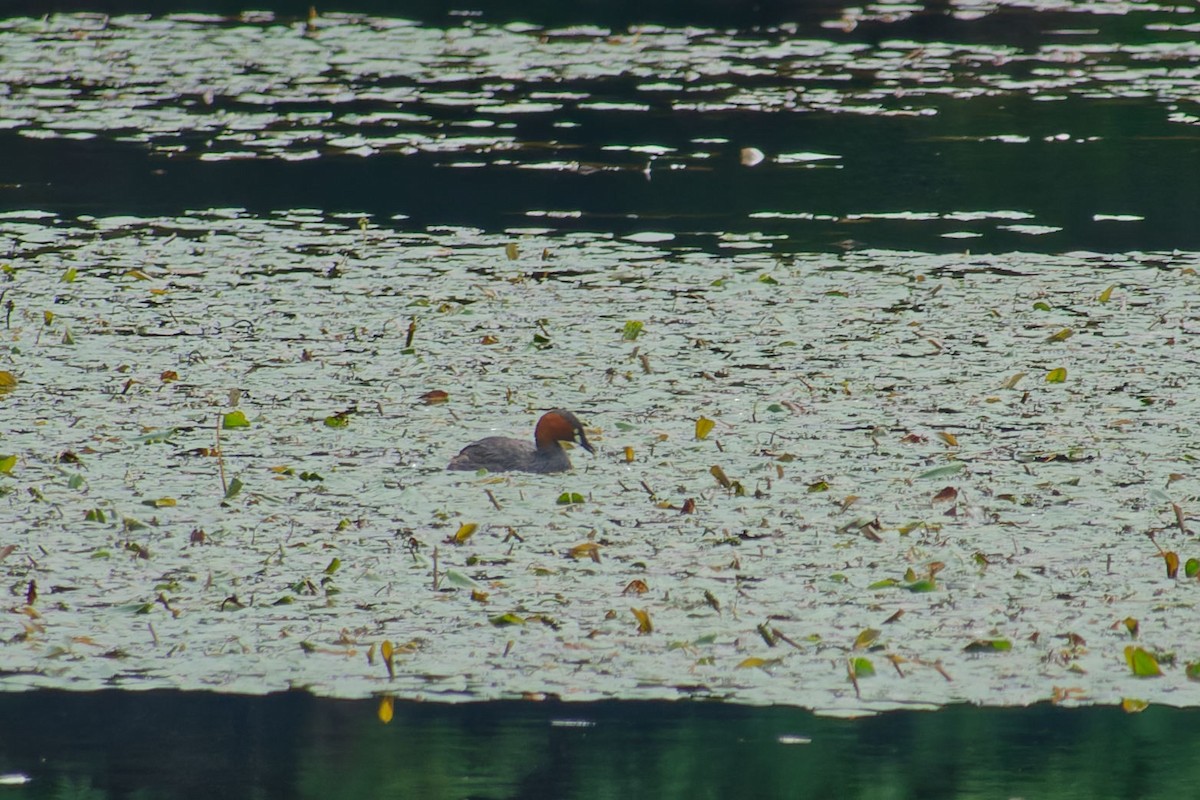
[0,691,1195,799]
[3,1,1198,795]
[3,0,1198,253]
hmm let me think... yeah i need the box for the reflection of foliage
[51,776,106,800]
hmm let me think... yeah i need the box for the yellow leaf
[853,628,881,650]
[0,454,16,475]
[1098,285,1115,303]
[505,242,519,260]
[695,416,715,440]
[623,446,634,463]
[1045,367,1068,383]
[1123,617,1139,639]
[710,465,731,488]
[454,523,477,544]
[1121,698,1149,714]
[936,431,958,447]
[1164,551,1180,579]
[1124,646,1162,677]
[1046,328,1074,342]
[631,607,653,634]
[378,696,394,724]
[567,542,601,561]
[736,657,767,669]
[0,370,17,395]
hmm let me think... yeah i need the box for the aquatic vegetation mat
[1,212,1199,713]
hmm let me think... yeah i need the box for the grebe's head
[534,409,594,453]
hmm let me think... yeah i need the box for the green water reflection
[0,692,1192,799]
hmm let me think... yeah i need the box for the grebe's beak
[576,429,595,454]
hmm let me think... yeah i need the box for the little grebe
[447,409,593,473]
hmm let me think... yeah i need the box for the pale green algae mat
[1,213,1199,713]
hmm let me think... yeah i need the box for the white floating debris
[775,151,841,163]
[1093,213,1144,222]
[740,147,766,166]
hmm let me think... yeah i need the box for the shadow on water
[0,691,1196,799]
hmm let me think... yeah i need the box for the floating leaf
[504,242,519,260]
[378,696,394,724]
[160,370,178,383]
[917,462,965,480]
[444,570,479,588]
[136,429,177,445]
[61,266,77,283]
[1046,328,1074,342]
[1186,558,1200,579]
[556,492,585,505]
[964,639,1012,653]
[622,320,643,341]
[736,657,767,669]
[757,273,779,285]
[0,455,15,475]
[807,480,829,493]
[1046,367,1068,383]
[1032,301,1052,311]
[1121,698,1149,714]
[419,390,449,405]
[323,413,350,428]
[1123,617,1139,639]
[623,446,635,463]
[936,431,959,447]
[904,579,937,593]
[224,476,243,501]
[931,486,958,504]
[140,497,177,508]
[622,579,648,595]
[695,416,715,440]
[868,578,899,590]
[453,523,477,544]
[1098,285,1115,303]
[1186,662,1200,681]
[0,371,16,395]
[853,628,881,650]
[324,558,341,575]
[849,657,875,677]
[222,410,250,429]
[710,465,731,488]
[567,542,600,561]
[1000,372,1026,390]
[631,607,653,634]
[1164,551,1180,579]
[1125,646,1162,677]
[489,613,525,627]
